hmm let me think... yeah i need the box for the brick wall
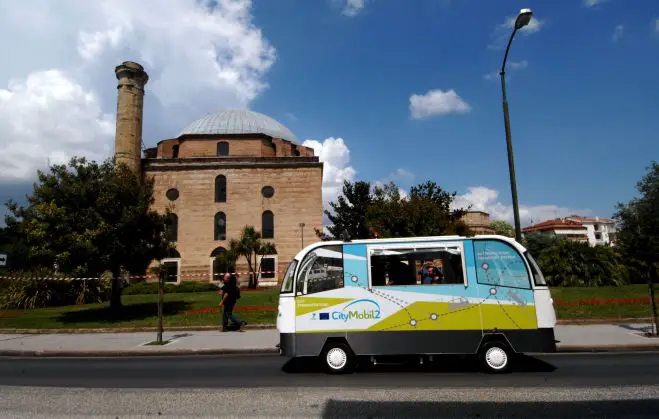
[144,163,323,285]
[155,136,315,159]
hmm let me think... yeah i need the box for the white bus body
[276,235,557,374]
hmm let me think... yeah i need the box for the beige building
[113,61,324,286]
[460,211,495,235]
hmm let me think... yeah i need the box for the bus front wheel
[478,341,513,374]
[321,341,355,374]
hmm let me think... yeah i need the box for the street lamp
[500,8,532,243]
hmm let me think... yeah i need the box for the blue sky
[0,0,657,227]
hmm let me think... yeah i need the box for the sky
[0,0,658,228]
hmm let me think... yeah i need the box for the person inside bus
[418,260,433,284]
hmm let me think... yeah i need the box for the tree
[490,220,515,238]
[613,160,659,335]
[231,225,277,288]
[4,157,172,312]
[318,180,373,241]
[536,239,628,287]
[321,178,471,241]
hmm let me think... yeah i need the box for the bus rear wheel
[478,341,513,374]
[322,342,354,374]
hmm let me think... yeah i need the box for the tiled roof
[522,218,587,233]
[565,216,614,224]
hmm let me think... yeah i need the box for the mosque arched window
[217,141,229,157]
[214,212,227,241]
[262,210,274,239]
[215,175,227,202]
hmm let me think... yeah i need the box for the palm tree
[231,226,277,288]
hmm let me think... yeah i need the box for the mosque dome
[178,109,298,144]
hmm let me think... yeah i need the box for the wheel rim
[326,347,348,370]
[485,346,508,370]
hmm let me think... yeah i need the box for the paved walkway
[0,324,657,356]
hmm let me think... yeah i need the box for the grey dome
[178,109,298,144]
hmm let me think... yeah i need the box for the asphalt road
[2,353,659,418]
[1,351,659,388]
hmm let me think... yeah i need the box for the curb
[556,344,659,353]
[556,318,653,325]
[0,324,276,334]
[0,347,280,357]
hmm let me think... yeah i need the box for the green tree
[521,231,563,257]
[230,225,277,288]
[318,180,373,241]
[367,180,471,238]
[536,239,628,287]
[4,157,172,311]
[490,220,515,238]
[613,160,659,334]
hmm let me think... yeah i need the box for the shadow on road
[57,301,190,325]
[320,399,659,418]
[282,354,556,374]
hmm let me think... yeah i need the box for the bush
[122,280,219,295]
[536,239,629,287]
[0,269,111,309]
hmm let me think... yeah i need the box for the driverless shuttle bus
[276,234,557,374]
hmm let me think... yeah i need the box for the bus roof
[292,234,528,261]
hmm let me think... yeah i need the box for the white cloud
[613,24,624,41]
[451,186,592,227]
[341,0,367,17]
[302,137,357,213]
[484,60,528,81]
[489,14,544,50]
[409,89,471,119]
[584,0,609,8]
[0,70,115,181]
[0,0,276,182]
[654,18,659,32]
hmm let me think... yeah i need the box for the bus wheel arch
[477,334,516,374]
[320,338,355,374]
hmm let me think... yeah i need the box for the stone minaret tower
[114,61,149,175]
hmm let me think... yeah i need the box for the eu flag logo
[319,312,330,320]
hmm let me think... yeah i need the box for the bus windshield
[280,260,298,293]
[525,251,547,286]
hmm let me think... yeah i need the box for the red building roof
[522,218,588,233]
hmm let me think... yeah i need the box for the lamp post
[500,8,532,243]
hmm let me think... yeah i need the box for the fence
[0,268,288,288]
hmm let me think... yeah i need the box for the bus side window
[473,239,532,289]
[297,245,344,295]
[370,246,465,286]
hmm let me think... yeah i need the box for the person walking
[218,271,246,332]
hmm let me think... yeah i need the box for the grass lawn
[0,284,656,329]
[0,289,280,330]
[551,284,656,320]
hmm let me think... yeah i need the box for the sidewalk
[0,324,657,357]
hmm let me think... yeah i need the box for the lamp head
[514,8,533,30]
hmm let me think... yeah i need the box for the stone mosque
[113,61,491,286]
[113,61,323,286]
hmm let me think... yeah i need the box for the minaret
[114,61,149,175]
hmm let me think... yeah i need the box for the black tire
[478,340,513,374]
[321,341,355,374]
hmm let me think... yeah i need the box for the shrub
[0,268,111,309]
[536,239,629,287]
